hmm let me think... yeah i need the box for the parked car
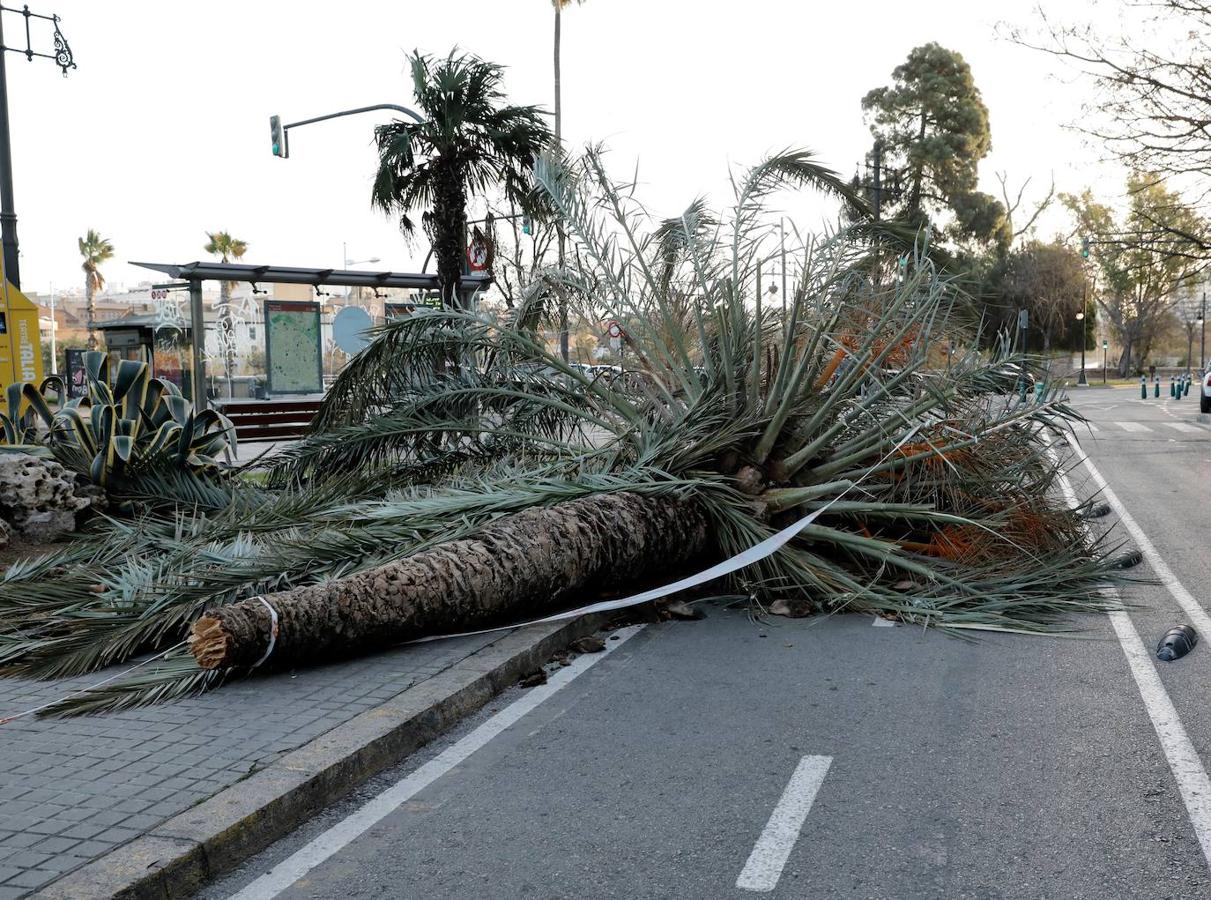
[1201,371,1211,413]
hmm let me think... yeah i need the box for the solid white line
[1118,421,1153,433]
[1163,422,1203,434]
[228,625,646,900]
[1052,459,1211,866]
[736,755,832,892]
[1069,435,1211,636]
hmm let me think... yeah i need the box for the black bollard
[1157,624,1198,661]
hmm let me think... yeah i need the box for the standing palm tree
[372,50,552,309]
[78,229,114,350]
[203,231,248,398]
[552,0,584,362]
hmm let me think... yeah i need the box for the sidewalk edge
[33,614,607,900]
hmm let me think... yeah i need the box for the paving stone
[0,850,50,870]
[4,866,57,889]
[0,631,501,893]
[57,821,107,841]
[29,836,77,855]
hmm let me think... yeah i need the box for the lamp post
[1076,310,1087,385]
[342,251,380,304]
[1201,291,1206,374]
[0,6,74,290]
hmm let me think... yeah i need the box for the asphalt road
[203,386,1211,900]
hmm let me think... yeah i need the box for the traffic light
[270,115,286,158]
[1080,236,1090,259]
[521,214,532,236]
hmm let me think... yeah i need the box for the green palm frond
[0,146,1122,715]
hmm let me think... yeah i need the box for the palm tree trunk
[433,169,468,310]
[219,280,235,398]
[85,278,96,350]
[189,491,709,670]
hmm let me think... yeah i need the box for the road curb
[33,615,607,900]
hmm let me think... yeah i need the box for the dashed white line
[736,755,833,892]
[227,625,646,900]
[1117,421,1153,433]
[1163,422,1203,434]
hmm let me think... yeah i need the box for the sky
[9,0,1120,297]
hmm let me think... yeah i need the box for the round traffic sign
[607,321,622,338]
[467,240,490,272]
[332,305,373,355]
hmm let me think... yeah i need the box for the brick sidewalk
[0,632,500,898]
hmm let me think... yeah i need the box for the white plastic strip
[402,505,827,646]
[251,597,281,669]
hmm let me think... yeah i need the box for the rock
[769,597,813,618]
[0,454,95,541]
[518,670,548,688]
[569,635,606,654]
[661,600,706,620]
[20,510,78,543]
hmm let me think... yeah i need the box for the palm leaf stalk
[0,149,1118,716]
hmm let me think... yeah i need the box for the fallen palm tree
[0,149,1116,715]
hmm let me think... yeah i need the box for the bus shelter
[130,261,491,409]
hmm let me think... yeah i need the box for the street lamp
[1201,290,1207,374]
[341,248,380,303]
[1076,310,1087,385]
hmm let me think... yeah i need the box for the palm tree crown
[79,229,114,349]
[79,229,114,295]
[371,49,552,308]
[203,231,248,264]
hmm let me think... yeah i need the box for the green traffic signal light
[1080,236,1090,259]
[270,115,286,158]
[521,214,532,236]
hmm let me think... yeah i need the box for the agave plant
[0,149,1116,715]
[0,351,236,492]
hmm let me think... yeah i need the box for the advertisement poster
[264,300,323,394]
[0,280,42,387]
[64,348,87,398]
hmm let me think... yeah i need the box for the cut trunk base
[189,491,710,670]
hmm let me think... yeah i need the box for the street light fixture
[1076,310,1087,385]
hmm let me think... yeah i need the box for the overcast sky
[11,0,1118,296]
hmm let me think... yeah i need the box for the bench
[214,399,322,443]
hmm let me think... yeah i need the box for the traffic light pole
[272,103,424,159]
[0,6,74,290]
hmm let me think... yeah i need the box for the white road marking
[1163,422,1203,434]
[227,625,646,900]
[1053,454,1211,867]
[736,755,833,892]
[871,616,896,627]
[1117,421,1153,433]
[1068,436,1211,637]
[1085,422,1100,432]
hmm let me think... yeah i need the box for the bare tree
[1010,2,1211,255]
[996,172,1056,243]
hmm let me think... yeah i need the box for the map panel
[265,300,322,394]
